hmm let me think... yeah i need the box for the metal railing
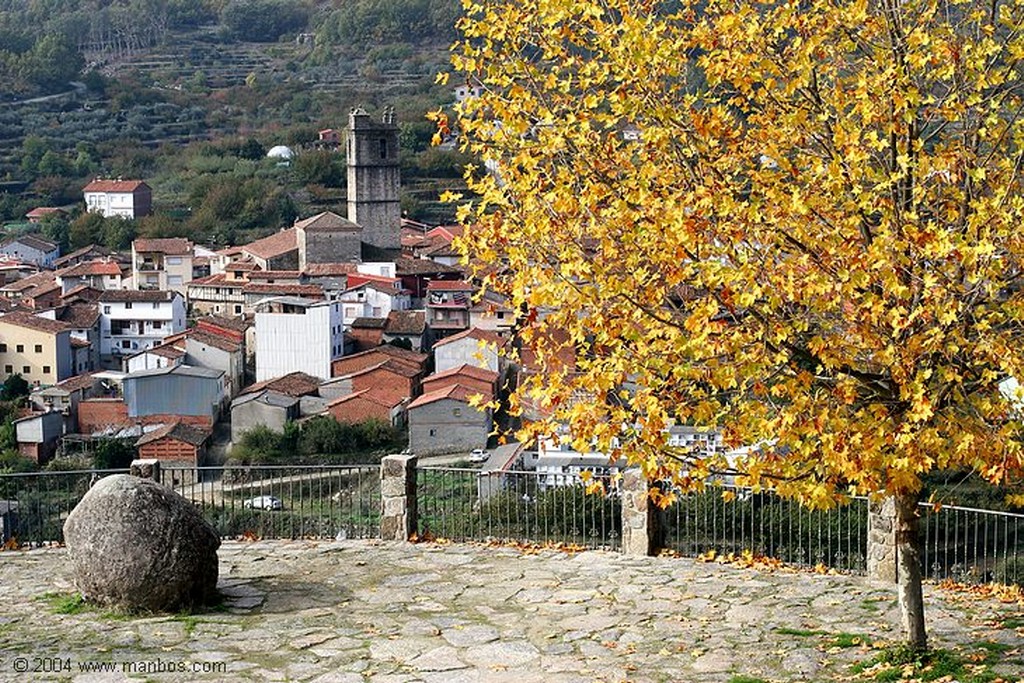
[920,502,1024,585]
[0,468,128,547]
[0,465,380,546]
[417,467,622,549]
[662,485,869,572]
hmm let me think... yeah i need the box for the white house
[254,296,344,381]
[432,327,506,375]
[337,280,411,329]
[82,179,152,219]
[530,436,627,492]
[55,258,124,293]
[98,290,186,369]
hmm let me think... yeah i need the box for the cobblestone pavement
[0,540,1021,682]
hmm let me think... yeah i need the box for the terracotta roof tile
[303,262,359,277]
[0,311,71,334]
[408,383,483,410]
[132,237,192,255]
[99,290,180,303]
[136,420,211,447]
[58,259,123,277]
[426,279,474,292]
[241,227,297,260]
[52,373,99,393]
[240,371,321,398]
[385,310,425,336]
[83,179,149,193]
[57,303,100,328]
[242,283,323,297]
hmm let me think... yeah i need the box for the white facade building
[98,290,186,369]
[82,179,152,219]
[254,297,344,381]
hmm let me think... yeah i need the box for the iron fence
[417,467,622,549]
[920,502,1024,586]
[662,486,870,572]
[0,465,381,546]
[0,468,128,547]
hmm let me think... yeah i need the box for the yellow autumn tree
[447,0,1024,650]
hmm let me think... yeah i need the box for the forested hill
[0,0,459,98]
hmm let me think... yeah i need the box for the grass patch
[853,645,1005,683]
[37,592,87,615]
[173,613,200,637]
[729,677,768,683]
[775,627,825,637]
[831,632,869,648]
[999,617,1023,629]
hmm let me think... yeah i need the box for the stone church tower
[347,107,401,251]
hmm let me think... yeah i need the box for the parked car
[243,495,283,511]
[468,449,489,463]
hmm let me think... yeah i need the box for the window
[167,256,182,265]
[152,321,162,330]
[103,306,111,314]
[234,305,242,315]
[153,302,160,309]
[497,312,506,319]
[22,366,29,374]
[42,365,50,375]
[4,365,11,374]
[168,275,183,287]
[0,343,5,352]
[379,138,388,158]
[215,305,222,313]
[125,302,133,309]
[429,428,437,437]
[34,344,42,353]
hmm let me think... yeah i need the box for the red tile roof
[133,238,192,255]
[136,421,211,447]
[327,389,402,410]
[188,328,241,353]
[83,179,149,193]
[0,311,71,334]
[427,364,499,384]
[57,303,100,328]
[243,283,324,297]
[52,373,99,393]
[385,310,425,336]
[26,207,66,219]
[241,228,298,260]
[426,279,474,292]
[408,383,483,410]
[431,327,506,349]
[239,371,321,398]
[58,259,123,277]
[99,290,180,303]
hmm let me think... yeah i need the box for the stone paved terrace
[0,540,1021,682]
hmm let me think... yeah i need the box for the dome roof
[266,145,294,160]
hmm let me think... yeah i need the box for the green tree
[68,211,105,250]
[451,0,1024,651]
[293,150,344,187]
[0,375,30,402]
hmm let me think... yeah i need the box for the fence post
[867,497,898,582]
[621,468,663,556]
[129,459,161,484]
[380,453,417,541]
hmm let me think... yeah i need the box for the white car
[243,495,283,511]
[468,449,489,463]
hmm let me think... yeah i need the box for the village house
[56,258,124,293]
[242,282,324,314]
[135,421,212,468]
[347,318,386,351]
[29,372,101,433]
[326,390,406,427]
[131,238,194,294]
[52,244,114,269]
[230,371,322,442]
[25,207,66,224]
[0,311,74,386]
[13,410,64,465]
[82,178,152,219]
[321,357,422,409]
[421,364,498,400]
[383,310,427,351]
[39,303,102,373]
[122,364,227,426]
[254,297,344,381]
[125,339,185,373]
[98,290,186,369]
[296,211,363,269]
[432,327,506,375]
[0,234,60,268]
[425,280,475,338]
[407,384,492,455]
[338,278,411,329]
[330,344,428,381]
[469,291,514,337]
[237,228,299,271]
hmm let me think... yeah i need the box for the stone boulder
[63,474,220,612]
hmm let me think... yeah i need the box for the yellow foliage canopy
[450,0,1024,506]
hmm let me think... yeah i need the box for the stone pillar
[380,454,417,541]
[867,497,898,583]
[620,468,662,556]
[130,459,161,484]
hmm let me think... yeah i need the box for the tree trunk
[894,493,927,650]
